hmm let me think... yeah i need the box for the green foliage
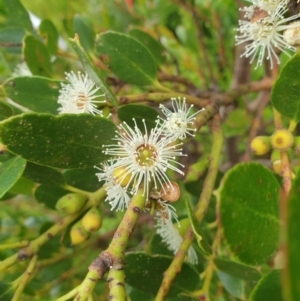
[220,163,280,265]
[271,52,300,122]
[96,31,157,86]
[125,252,200,297]
[0,113,117,168]
[0,0,298,300]
[3,76,61,114]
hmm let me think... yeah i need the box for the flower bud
[272,159,282,175]
[250,136,271,155]
[160,181,180,202]
[174,218,190,237]
[112,166,131,187]
[70,221,89,245]
[283,21,300,46]
[271,129,294,152]
[82,207,102,232]
[55,193,87,215]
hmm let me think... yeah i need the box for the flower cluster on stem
[236,0,300,68]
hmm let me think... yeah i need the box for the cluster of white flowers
[95,97,202,264]
[96,97,203,212]
[236,0,300,68]
[57,71,105,115]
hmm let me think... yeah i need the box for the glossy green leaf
[23,162,65,185]
[286,171,300,301]
[38,19,58,55]
[73,15,95,53]
[185,198,212,256]
[96,31,157,86]
[214,258,261,286]
[9,176,34,195]
[0,113,117,169]
[217,271,244,299]
[63,167,101,192]
[3,76,60,114]
[271,52,300,122]
[220,163,279,265]
[23,35,52,77]
[0,156,26,198]
[129,28,165,65]
[0,27,25,54]
[3,0,32,32]
[125,252,200,296]
[250,270,283,301]
[34,184,68,210]
[69,36,118,106]
[118,104,158,131]
[0,101,14,121]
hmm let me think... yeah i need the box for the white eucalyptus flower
[155,218,198,265]
[95,161,131,211]
[158,97,204,140]
[102,119,185,199]
[242,0,285,16]
[236,1,300,68]
[58,71,105,115]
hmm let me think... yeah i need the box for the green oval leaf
[69,36,118,106]
[125,252,200,297]
[0,156,26,198]
[63,167,101,192]
[250,270,283,301]
[34,184,68,210]
[3,0,32,32]
[271,52,300,122]
[129,28,166,65]
[96,31,157,86]
[23,162,65,185]
[38,19,58,55]
[220,163,279,265]
[73,15,95,53]
[3,76,60,114]
[214,258,261,285]
[0,101,14,121]
[286,171,300,301]
[117,104,158,130]
[0,113,117,168]
[217,271,245,299]
[23,35,52,77]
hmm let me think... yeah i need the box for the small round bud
[174,218,190,237]
[283,21,300,46]
[250,136,271,155]
[160,181,180,202]
[82,207,102,232]
[55,193,87,215]
[70,221,89,245]
[271,129,294,152]
[272,159,282,175]
[112,166,130,187]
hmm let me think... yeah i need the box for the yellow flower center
[135,144,157,167]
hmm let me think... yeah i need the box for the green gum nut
[82,207,102,232]
[70,220,89,245]
[55,193,87,215]
[174,218,190,237]
[270,129,294,152]
[250,136,271,156]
